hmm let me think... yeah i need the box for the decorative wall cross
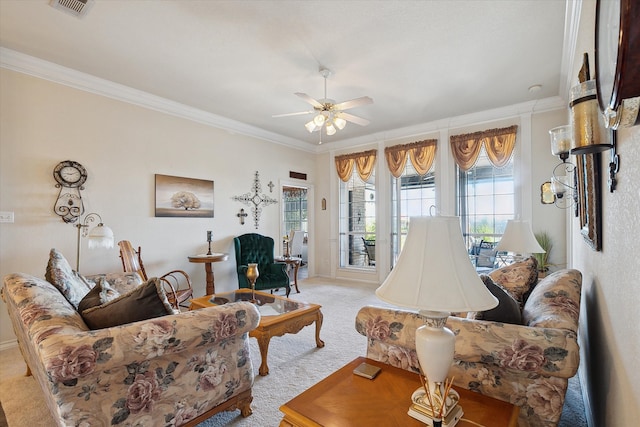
[232,171,277,229]
[236,208,248,225]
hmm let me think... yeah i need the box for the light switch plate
[0,211,15,223]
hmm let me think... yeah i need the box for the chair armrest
[38,301,260,382]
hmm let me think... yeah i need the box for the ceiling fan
[273,67,373,140]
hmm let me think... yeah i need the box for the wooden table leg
[254,332,272,376]
[292,261,300,293]
[315,310,325,348]
[205,262,214,295]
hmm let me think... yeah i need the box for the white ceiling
[0,0,570,149]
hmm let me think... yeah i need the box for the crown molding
[0,47,316,154]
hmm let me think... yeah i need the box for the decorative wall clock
[53,160,87,223]
[595,0,640,128]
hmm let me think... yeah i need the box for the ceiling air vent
[50,0,95,19]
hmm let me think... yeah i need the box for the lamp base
[411,386,460,419]
[408,400,463,427]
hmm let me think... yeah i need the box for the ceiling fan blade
[332,96,373,111]
[272,111,313,118]
[295,92,324,109]
[339,112,370,126]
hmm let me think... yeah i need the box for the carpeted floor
[0,277,587,426]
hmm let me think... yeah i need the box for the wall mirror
[576,153,602,251]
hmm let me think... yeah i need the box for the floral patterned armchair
[356,268,582,427]
[2,271,260,427]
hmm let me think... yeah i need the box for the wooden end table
[279,357,519,427]
[187,252,228,295]
[190,289,324,376]
[274,256,302,293]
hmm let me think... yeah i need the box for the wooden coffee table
[279,357,519,427]
[190,289,324,376]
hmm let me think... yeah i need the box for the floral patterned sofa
[356,265,582,427]
[2,256,261,427]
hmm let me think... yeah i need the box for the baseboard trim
[579,366,595,427]
[0,340,17,352]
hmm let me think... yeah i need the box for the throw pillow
[80,277,178,330]
[45,248,94,309]
[489,256,539,308]
[77,277,120,313]
[471,274,522,324]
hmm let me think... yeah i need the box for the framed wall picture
[155,174,214,218]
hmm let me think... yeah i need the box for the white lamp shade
[87,224,114,249]
[313,113,326,126]
[304,120,318,133]
[495,219,545,254]
[334,116,347,130]
[376,216,498,313]
[326,123,336,135]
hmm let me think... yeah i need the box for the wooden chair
[118,240,193,309]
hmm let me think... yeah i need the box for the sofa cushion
[470,274,522,324]
[45,248,93,309]
[77,277,120,313]
[523,269,582,331]
[489,256,538,308]
[80,277,178,329]
[85,272,144,295]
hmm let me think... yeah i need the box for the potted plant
[533,232,553,277]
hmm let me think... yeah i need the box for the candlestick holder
[246,263,260,304]
[207,231,213,255]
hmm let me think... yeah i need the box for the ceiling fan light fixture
[313,113,326,126]
[334,116,347,130]
[304,120,317,133]
[326,123,337,136]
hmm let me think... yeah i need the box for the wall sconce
[75,212,114,271]
[569,78,619,192]
[549,125,578,209]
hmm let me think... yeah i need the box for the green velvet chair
[234,233,290,297]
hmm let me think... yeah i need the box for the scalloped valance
[384,139,437,178]
[335,149,377,182]
[450,125,518,171]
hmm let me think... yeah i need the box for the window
[391,162,436,266]
[456,146,514,250]
[451,125,518,256]
[339,171,376,268]
[386,139,438,266]
[336,149,377,269]
[283,186,307,235]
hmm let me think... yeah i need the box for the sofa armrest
[37,301,261,382]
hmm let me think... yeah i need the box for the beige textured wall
[0,68,316,345]
[572,2,640,425]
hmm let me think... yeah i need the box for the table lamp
[376,216,497,425]
[495,219,545,263]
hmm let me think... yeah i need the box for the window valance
[384,139,437,178]
[450,125,518,171]
[335,149,377,182]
